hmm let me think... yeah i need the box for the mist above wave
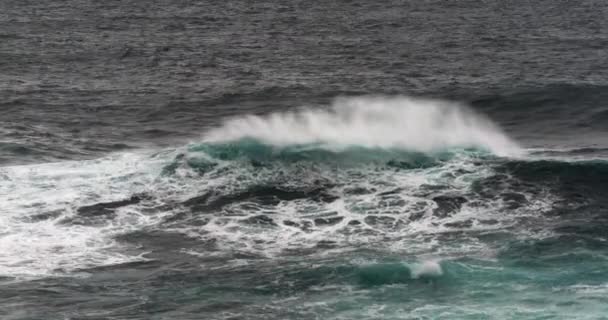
[203,96,523,157]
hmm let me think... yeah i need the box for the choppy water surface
[1,1,608,319]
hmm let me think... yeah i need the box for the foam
[171,153,549,261]
[0,97,554,280]
[409,260,443,279]
[0,152,170,279]
[0,142,556,280]
[203,96,523,157]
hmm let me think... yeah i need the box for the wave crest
[203,96,523,157]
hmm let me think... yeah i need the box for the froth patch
[0,152,169,279]
[409,260,444,279]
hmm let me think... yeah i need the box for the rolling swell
[498,159,608,225]
[168,140,460,174]
[469,84,608,147]
[482,158,608,208]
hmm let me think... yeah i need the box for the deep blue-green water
[2,0,608,319]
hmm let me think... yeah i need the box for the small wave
[355,260,444,286]
[528,147,608,161]
[410,260,444,279]
[203,96,523,157]
[500,158,608,181]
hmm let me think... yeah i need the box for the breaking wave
[203,96,523,157]
[3,96,607,282]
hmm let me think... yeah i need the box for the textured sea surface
[1,1,608,319]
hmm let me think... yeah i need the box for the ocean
[1,0,608,319]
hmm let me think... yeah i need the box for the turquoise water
[132,240,608,319]
[144,141,608,319]
[3,140,608,319]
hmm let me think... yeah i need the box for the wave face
[203,96,523,157]
[1,97,608,319]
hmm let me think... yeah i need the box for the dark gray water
[1,1,608,319]
[2,0,607,165]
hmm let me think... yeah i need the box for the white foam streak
[204,96,523,157]
[0,152,168,279]
[410,260,443,279]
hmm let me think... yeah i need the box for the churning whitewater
[4,1,608,318]
[2,94,608,319]
[1,96,531,279]
[2,96,607,319]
